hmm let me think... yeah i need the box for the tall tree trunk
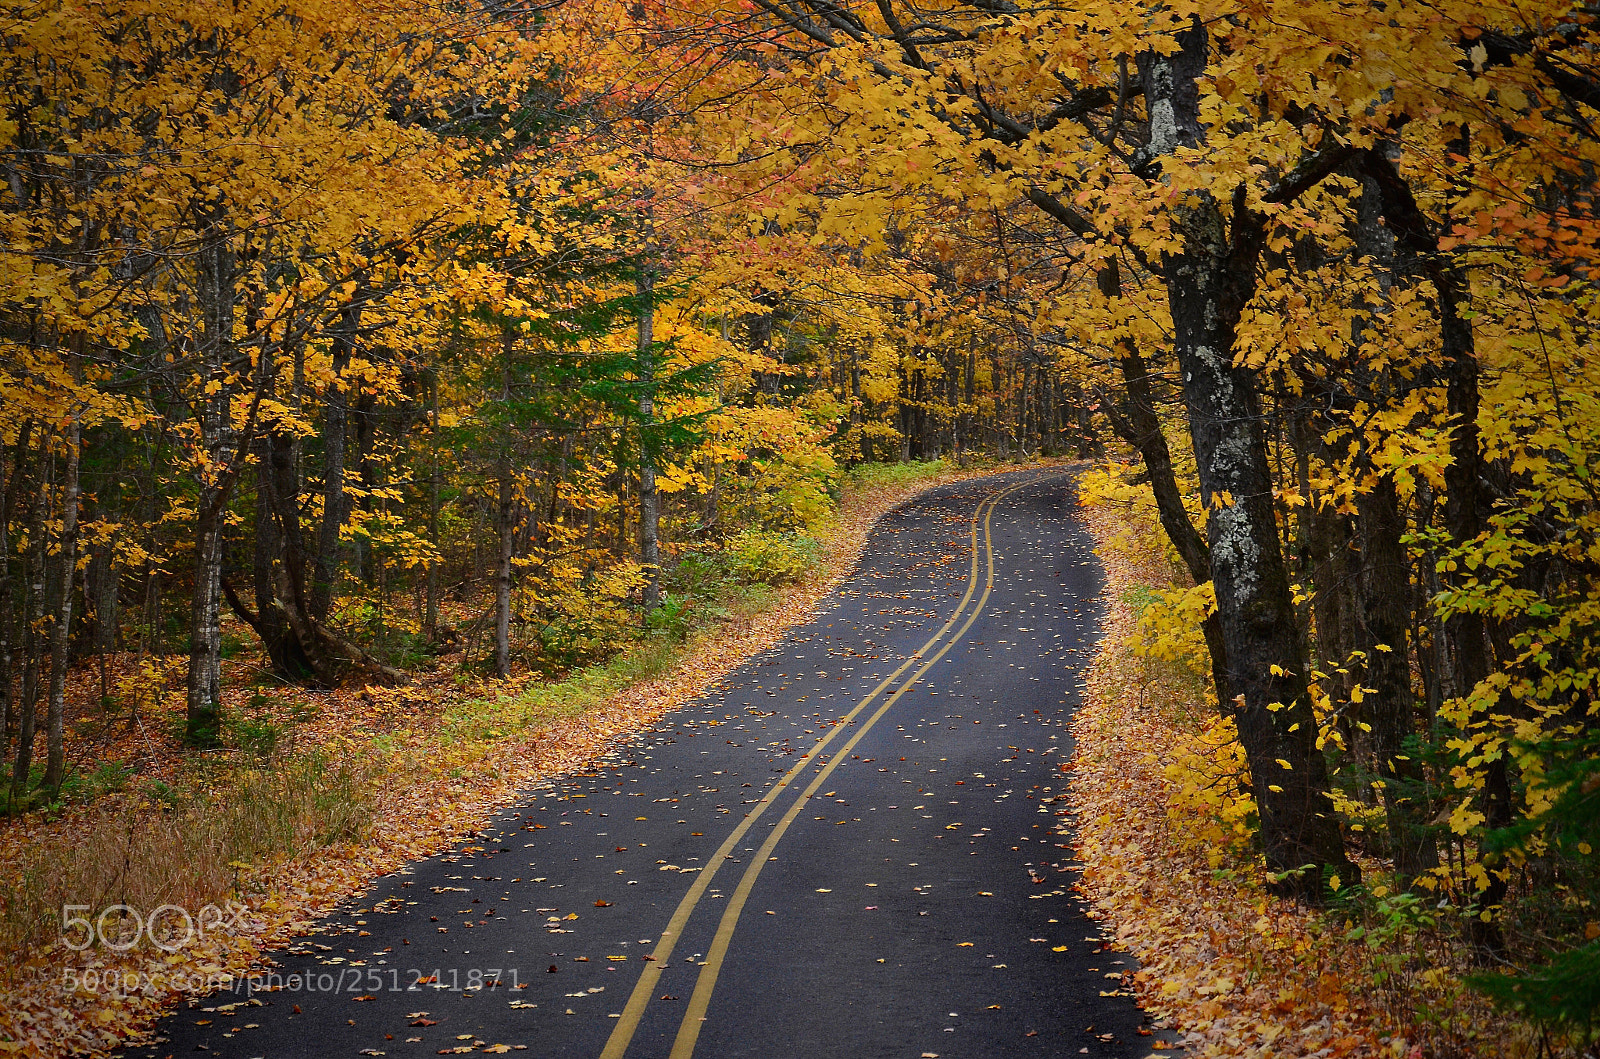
[12,453,50,801]
[1344,164,1438,884]
[0,421,34,744]
[637,256,660,612]
[426,371,442,643]
[1355,474,1438,885]
[848,346,863,461]
[187,487,225,745]
[86,539,118,657]
[352,391,377,586]
[1293,407,1359,731]
[1360,147,1510,946]
[1070,382,1098,459]
[247,428,318,682]
[1015,357,1030,457]
[1037,363,1053,455]
[961,343,975,458]
[186,230,236,746]
[43,409,80,793]
[494,327,516,680]
[311,293,363,622]
[1097,262,1233,710]
[494,468,514,680]
[1142,23,1353,894]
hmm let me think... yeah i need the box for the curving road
[135,469,1168,1059]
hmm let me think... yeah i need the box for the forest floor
[1068,502,1538,1059]
[0,457,1041,1058]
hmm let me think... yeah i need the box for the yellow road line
[664,475,1035,1059]
[598,476,1025,1059]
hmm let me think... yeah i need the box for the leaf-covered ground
[1067,501,1538,1059]
[0,461,1028,1058]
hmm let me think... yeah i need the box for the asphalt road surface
[135,468,1170,1059]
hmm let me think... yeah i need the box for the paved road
[135,469,1166,1059]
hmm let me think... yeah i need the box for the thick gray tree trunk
[1140,22,1354,894]
[186,232,235,746]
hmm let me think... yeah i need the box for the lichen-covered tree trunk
[1142,23,1353,893]
[186,232,235,747]
[1095,261,1234,710]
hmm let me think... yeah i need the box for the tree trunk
[43,410,80,793]
[0,421,34,744]
[352,391,377,586]
[1293,407,1359,729]
[1037,363,1053,455]
[311,294,362,622]
[1097,261,1233,710]
[637,259,660,612]
[494,468,514,679]
[86,538,118,657]
[1070,382,1098,459]
[11,453,50,801]
[185,226,236,746]
[1343,163,1438,884]
[250,443,285,661]
[1142,23,1353,894]
[848,346,863,461]
[187,488,225,745]
[1355,474,1438,885]
[426,371,441,643]
[1015,357,1030,457]
[961,344,975,459]
[1360,147,1510,945]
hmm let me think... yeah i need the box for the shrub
[721,528,819,585]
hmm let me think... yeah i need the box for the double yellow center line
[599,475,1036,1059]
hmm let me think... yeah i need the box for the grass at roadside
[0,456,1021,1058]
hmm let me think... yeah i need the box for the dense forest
[1,0,1598,1049]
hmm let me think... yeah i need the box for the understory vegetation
[1084,475,1598,1056]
